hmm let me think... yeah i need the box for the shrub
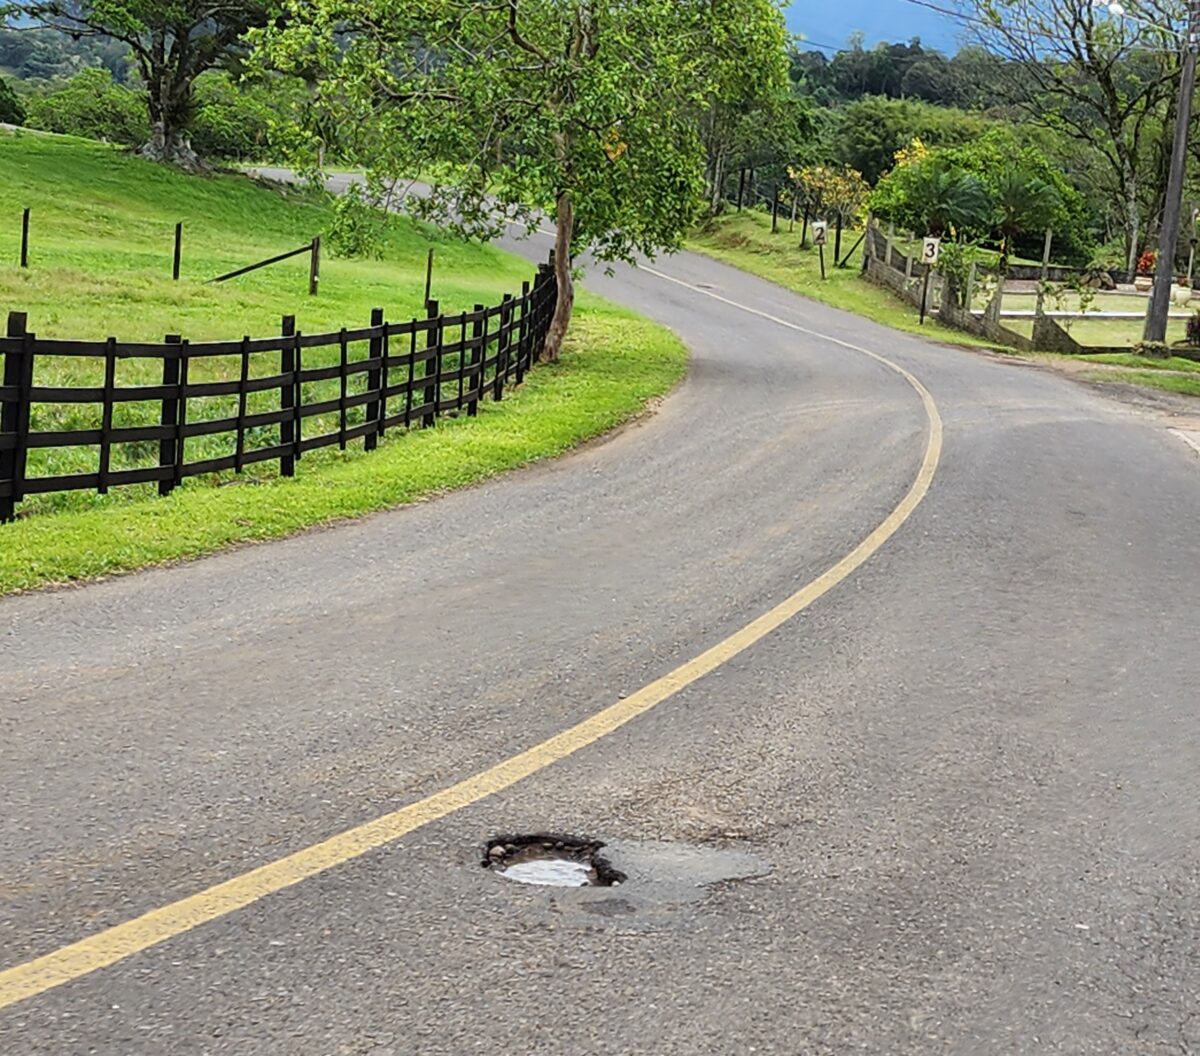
[327,182,386,259]
[24,68,148,147]
[0,75,25,126]
[1188,311,1200,348]
[1137,248,1157,276]
[191,72,274,161]
[1134,340,1171,359]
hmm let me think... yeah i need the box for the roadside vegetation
[0,131,686,591]
[687,209,1001,351]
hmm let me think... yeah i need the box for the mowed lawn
[0,132,687,591]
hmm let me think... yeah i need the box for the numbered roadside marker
[922,237,941,265]
[812,221,829,247]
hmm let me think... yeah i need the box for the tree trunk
[543,192,575,363]
[708,148,726,216]
[1123,163,1141,282]
[140,120,202,171]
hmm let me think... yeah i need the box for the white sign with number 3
[922,237,941,265]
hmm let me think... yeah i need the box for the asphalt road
[3,216,1200,1055]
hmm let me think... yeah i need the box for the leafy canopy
[253,0,790,265]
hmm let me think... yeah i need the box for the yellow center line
[0,267,943,1012]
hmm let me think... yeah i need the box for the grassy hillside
[0,130,530,339]
[0,131,687,588]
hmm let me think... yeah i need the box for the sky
[787,0,961,53]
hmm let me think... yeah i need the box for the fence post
[422,300,440,428]
[159,335,182,497]
[1035,227,1054,319]
[20,208,30,269]
[771,186,779,234]
[468,304,485,417]
[365,307,384,452]
[494,295,513,401]
[886,222,895,269]
[0,312,31,523]
[516,281,531,384]
[98,336,116,495]
[279,315,297,477]
[965,262,977,313]
[424,248,435,309]
[308,236,321,296]
[173,222,183,281]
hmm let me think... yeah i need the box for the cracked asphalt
[2,217,1200,1054]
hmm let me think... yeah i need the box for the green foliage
[8,1,276,165]
[0,24,132,82]
[190,71,275,160]
[827,97,990,184]
[870,156,992,238]
[23,67,148,145]
[0,73,25,124]
[253,0,791,270]
[327,181,386,260]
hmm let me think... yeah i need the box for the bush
[1137,249,1157,276]
[327,182,386,259]
[1134,340,1171,359]
[1188,311,1200,348]
[24,68,148,147]
[191,72,274,161]
[0,75,26,126]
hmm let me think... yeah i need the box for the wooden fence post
[365,307,384,451]
[279,315,297,477]
[20,208,30,269]
[98,336,116,495]
[308,236,321,296]
[0,311,31,523]
[468,304,485,417]
[771,186,780,234]
[886,222,895,268]
[424,248,435,308]
[159,335,182,497]
[1035,227,1054,318]
[422,300,440,428]
[494,295,513,401]
[173,222,183,281]
[516,280,531,384]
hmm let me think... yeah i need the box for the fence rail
[0,259,558,522]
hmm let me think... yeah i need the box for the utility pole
[1145,0,1200,343]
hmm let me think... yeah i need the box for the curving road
[2,222,1200,1055]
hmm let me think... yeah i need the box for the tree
[829,97,990,183]
[24,66,148,144]
[255,0,790,362]
[702,91,814,215]
[871,156,992,237]
[2,1,275,168]
[0,74,24,125]
[962,0,1188,278]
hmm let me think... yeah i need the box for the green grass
[1078,352,1200,373]
[1082,369,1200,397]
[0,131,688,592]
[687,210,1002,351]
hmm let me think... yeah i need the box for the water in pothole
[498,854,594,887]
[484,835,625,888]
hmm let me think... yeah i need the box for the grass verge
[686,210,1002,351]
[1080,369,1200,398]
[0,300,687,596]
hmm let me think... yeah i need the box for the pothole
[483,834,626,888]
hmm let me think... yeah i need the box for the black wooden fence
[0,259,557,522]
